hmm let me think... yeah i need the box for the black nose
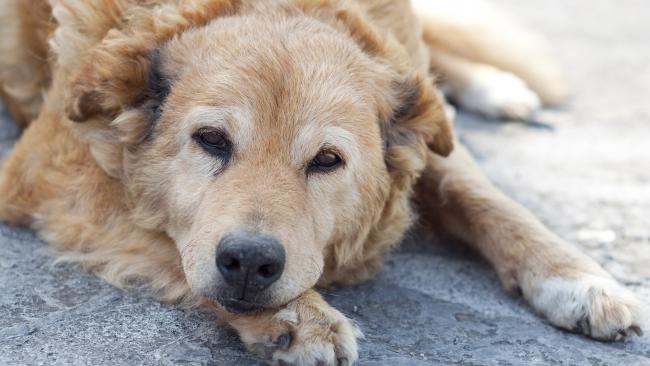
[216,231,285,296]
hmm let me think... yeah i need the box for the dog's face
[65,4,453,313]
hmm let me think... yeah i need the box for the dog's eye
[308,150,343,174]
[198,130,228,149]
[193,128,232,159]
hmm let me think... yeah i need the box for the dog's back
[0,0,566,126]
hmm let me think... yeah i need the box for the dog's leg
[0,0,52,126]
[416,143,643,340]
[219,289,361,366]
[413,0,568,107]
[429,48,541,120]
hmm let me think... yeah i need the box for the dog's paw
[231,291,362,365]
[456,67,541,120]
[528,274,643,341]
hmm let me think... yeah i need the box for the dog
[0,0,643,364]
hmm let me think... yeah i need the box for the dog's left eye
[308,150,343,174]
[193,128,232,159]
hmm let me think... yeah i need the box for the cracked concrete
[1,0,649,365]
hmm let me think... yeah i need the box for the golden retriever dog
[0,0,643,364]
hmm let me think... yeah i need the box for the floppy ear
[64,0,240,124]
[390,75,454,156]
[59,0,240,178]
[64,31,154,123]
[383,75,454,185]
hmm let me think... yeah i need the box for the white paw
[528,274,643,340]
[457,68,541,120]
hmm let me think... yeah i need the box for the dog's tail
[412,0,568,105]
[0,0,53,126]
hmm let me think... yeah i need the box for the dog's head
[63,0,452,313]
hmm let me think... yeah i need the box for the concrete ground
[1,0,649,365]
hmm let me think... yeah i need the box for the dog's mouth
[219,298,267,314]
[202,283,281,314]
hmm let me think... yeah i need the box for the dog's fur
[0,0,643,364]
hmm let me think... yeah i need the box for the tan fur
[0,0,642,364]
[0,0,53,126]
[413,0,568,105]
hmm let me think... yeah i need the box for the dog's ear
[61,0,241,177]
[383,75,454,183]
[389,76,454,156]
[64,0,240,125]
[327,5,453,161]
[64,31,154,123]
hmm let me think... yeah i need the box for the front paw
[527,273,644,341]
[228,291,362,365]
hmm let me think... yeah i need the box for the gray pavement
[1,1,649,365]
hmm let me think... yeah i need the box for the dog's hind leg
[412,0,568,119]
[0,0,53,127]
[415,143,643,341]
[428,47,542,120]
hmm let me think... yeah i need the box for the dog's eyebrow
[322,126,357,151]
[180,106,253,146]
[291,125,358,167]
[183,106,231,128]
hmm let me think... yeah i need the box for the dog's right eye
[307,150,344,174]
[193,128,232,160]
